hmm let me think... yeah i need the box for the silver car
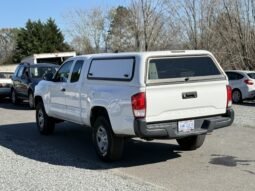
[225,70,255,103]
[0,72,13,98]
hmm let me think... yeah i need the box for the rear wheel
[177,134,206,150]
[232,89,242,103]
[92,116,124,161]
[28,91,35,109]
[36,102,55,135]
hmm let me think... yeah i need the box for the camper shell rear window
[87,57,135,81]
[147,56,224,84]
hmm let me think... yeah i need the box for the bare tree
[128,0,166,51]
[70,36,94,54]
[88,8,105,52]
[0,28,17,65]
[213,0,255,69]
[164,0,255,70]
[63,0,255,70]
[164,0,220,49]
[65,7,107,54]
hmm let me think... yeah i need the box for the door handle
[182,91,197,99]
[61,88,66,92]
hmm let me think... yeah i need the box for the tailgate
[145,55,227,123]
[146,81,227,122]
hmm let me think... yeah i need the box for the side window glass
[71,60,84,83]
[23,67,29,78]
[17,66,24,77]
[54,60,73,82]
[232,73,238,80]
[14,66,21,77]
[230,73,243,80]
[236,73,243,80]
[226,72,234,80]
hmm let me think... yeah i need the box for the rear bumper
[245,90,255,100]
[134,108,234,139]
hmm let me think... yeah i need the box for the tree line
[0,18,71,65]
[66,0,255,70]
[1,0,255,70]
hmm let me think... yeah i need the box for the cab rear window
[148,56,222,81]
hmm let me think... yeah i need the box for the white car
[0,72,13,99]
[225,70,255,103]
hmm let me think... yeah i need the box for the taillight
[227,85,232,108]
[131,92,146,118]
[244,79,254,85]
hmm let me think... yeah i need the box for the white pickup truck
[34,50,234,161]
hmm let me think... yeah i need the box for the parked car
[34,50,234,161]
[11,63,59,108]
[225,70,255,103]
[0,72,13,99]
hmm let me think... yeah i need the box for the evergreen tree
[14,18,71,62]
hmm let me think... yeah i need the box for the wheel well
[34,96,43,107]
[232,88,241,93]
[28,88,33,94]
[90,106,110,127]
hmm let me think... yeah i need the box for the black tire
[36,102,55,135]
[232,89,242,104]
[11,89,19,105]
[176,134,206,150]
[28,91,35,109]
[92,116,124,161]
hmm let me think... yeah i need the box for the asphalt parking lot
[0,99,255,191]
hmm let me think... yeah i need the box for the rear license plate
[178,120,195,132]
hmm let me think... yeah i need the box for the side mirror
[43,72,54,81]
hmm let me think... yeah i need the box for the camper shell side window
[87,57,135,81]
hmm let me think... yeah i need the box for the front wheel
[28,91,35,109]
[36,102,55,135]
[176,134,206,150]
[92,116,124,161]
[11,89,19,105]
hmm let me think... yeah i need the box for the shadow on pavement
[234,100,255,107]
[0,98,30,110]
[0,122,181,170]
[210,154,255,167]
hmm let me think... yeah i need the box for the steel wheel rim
[233,91,241,103]
[38,109,44,129]
[96,126,108,156]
